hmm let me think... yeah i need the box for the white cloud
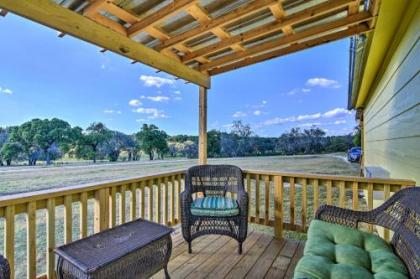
[129,99,142,107]
[334,120,346,125]
[253,110,262,116]
[146,96,170,102]
[301,88,311,93]
[306,78,340,88]
[173,90,181,95]
[323,108,351,118]
[174,96,182,101]
[233,111,247,118]
[262,100,267,105]
[134,107,168,119]
[261,107,352,127]
[140,75,174,88]
[104,109,121,114]
[0,87,13,95]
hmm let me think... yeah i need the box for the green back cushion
[294,220,408,279]
[191,196,239,217]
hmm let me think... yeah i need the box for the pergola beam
[198,86,208,165]
[128,0,196,37]
[182,0,354,63]
[0,0,210,88]
[156,0,279,51]
[201,11,372,72]
[209,24,371,75]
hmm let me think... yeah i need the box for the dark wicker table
[55,219,173,279]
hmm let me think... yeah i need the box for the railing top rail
[243,169,416,185]
[0,169,186,207]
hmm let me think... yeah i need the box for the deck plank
[153,229,304,279]
[185,231,260,279]
[224,233,273,279]
[245,238,286,279]
[171,235,232,278]
[284,240,305,279]
[206,232,264,279]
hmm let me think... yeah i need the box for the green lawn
[0,153,359,195]
[0,154,360,277]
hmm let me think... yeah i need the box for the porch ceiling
[0,0,378,87]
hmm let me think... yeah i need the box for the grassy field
[0,153,359,195]
[0,154,361,277]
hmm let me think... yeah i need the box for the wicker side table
[55,218,173,279]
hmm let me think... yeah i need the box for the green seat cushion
[294,220,408,279]
[190,196,239,217]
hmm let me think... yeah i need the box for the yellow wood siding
[364,6,419,184]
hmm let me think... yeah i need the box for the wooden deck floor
[152,229,305,279]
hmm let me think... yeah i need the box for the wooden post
[198,86,208,165]
[273,176,283,239]
[94,188,109,233]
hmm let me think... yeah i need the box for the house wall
[363,5,419,185]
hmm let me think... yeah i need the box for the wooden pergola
[0,0,378,164]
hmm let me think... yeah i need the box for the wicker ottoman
[55,219,173,279]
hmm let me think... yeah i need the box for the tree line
[0,118,357,166]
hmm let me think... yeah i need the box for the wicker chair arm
[315,205,371,229]
[0,254,10,279]
[180,190,193,207]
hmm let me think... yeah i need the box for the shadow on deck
[152,229,305,279]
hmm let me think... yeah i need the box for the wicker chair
[0,254,10,279]
[315,187,420,279]
[180,165,248,254]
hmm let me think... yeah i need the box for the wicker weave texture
[181,165,248,254]
[316,187,420,279]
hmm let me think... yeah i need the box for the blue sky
[0,14,355,137]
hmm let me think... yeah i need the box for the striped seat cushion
[191,196,239,217]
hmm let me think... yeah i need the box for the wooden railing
[0,170,185,279]
[0,169,415,279]
[243,170,415,241]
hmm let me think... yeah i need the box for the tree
[136,124,168,160]
[101,131,136,162]
[81,122,112,163]
[0,127,8,166]
[31,118,73,165]
[353,126,361,147]
[207,130,221,158]
[8,123,40,165]
[0,142,23,166]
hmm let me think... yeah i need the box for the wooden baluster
[130,183,137,221]
[289,177,295,227]
[255,174,260,224]
[383,184,391,241]
[313,179,319,217]
[177,175,182,222]
[140,181,145,219]
[339,181,346,208]
[47,198,56,279]
[301,178,307,232]
[326,180,333,205]
[367,182,374,232]
[163,177,168,225]
[149,182,154,222]
[264,175,270,225]
[120,185,126,224]
[5,205,15,279]
[171,176,175,225]
[352,181,359,210]
[274,176,283,239]
[80,192,88,238]
[27,201,37,278]
[64,195,72,244]
[109,187,117,228]
[94,188,109,233]
[157,178,162,224]
[246,173,251,222]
